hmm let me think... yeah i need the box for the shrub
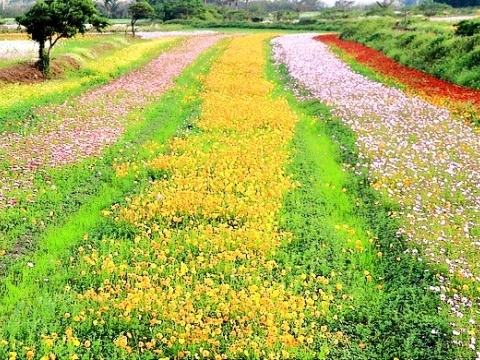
[463,47,480,69]
[455,19,480,36]
[275,10,298,22]
[297,17,318,25]
[417,1,452,16]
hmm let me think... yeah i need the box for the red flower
[315,35,480,124]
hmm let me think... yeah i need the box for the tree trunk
[38,41,50,77]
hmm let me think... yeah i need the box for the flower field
[0,34,221,254]
[317,34,480,126]
[0,29,478,359]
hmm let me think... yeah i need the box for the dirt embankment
[0,56,80,84]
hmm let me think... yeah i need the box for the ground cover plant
[318,34,480,127]
[273,33,480,358]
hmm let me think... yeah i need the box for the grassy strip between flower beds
[323,43,407,93]
[270,47,456,358]
[0,35,182,134]
[0,38,228,355]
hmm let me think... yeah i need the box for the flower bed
[317,34,480,126]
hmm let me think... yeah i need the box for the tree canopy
[128,1,155,36]
[16,0,108,75]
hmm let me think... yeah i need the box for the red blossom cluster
[315,35,480,109]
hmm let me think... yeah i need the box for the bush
[463,47,480,69]
[189,18,348,32]
[297,17,317,25]
[417,1,452,16]
[455,19,480,36]
[275,10,298,22]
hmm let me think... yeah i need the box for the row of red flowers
[316,34,480,125]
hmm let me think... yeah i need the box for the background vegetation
[1,0,478,28]
[340,16,480,89]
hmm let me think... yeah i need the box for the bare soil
[0,56,81,84]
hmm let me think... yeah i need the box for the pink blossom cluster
[0,35,222,208]
[273,34,480,353]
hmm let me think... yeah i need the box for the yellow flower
[115,335,128,349]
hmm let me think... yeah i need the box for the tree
[161,0,206,21]
[97,0,120,18]
[128,1,155,36]
[16,0,108,76]
[376,0,394,8]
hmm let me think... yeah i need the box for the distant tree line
[435,0,480,8]
[2,0,326,19]
[1,0,477,20]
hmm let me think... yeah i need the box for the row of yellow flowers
[50,34,347,359]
